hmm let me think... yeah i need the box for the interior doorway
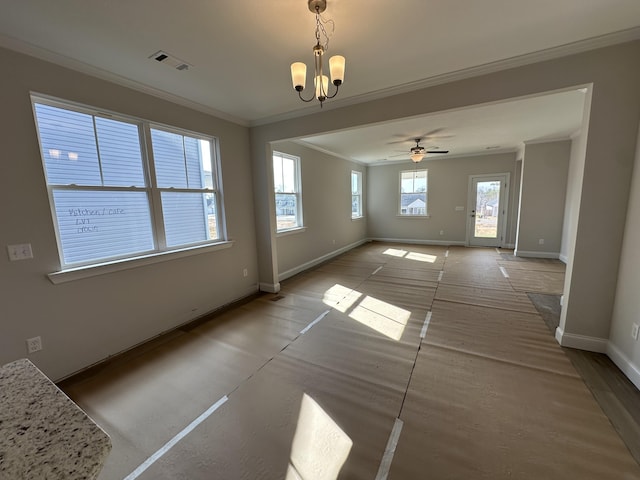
[467,173,510,247]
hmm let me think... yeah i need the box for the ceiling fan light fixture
[410,152,425,163]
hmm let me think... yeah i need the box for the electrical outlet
[26,336,42,354]
[439,230,444,236]
[243,268,248,277]
[632,323,639,341]
[7,243,33,261]
[538,239,545,245]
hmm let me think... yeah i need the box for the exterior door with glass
[467,174,509,247]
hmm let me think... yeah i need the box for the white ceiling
[296,89,588,163]
[2,1,639,163]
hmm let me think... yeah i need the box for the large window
[32,96,225,269]
[351,170,362,218]
[399,169,427,216]
[273,152,302,231]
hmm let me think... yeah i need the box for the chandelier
[290,0,345,107]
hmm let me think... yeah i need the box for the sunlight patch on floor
[323,284,411,341]
[383,248,437,263]
[349,296,410,341]
[287,393,353,480]
[322,284,355,309]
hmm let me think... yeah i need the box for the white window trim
[48,241,234,284]
[351,170,363,219]
[276,226,307,237]
[31,93,227,273]
[399,168,429,217]
[273,151,303,232]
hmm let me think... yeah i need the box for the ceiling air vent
[149,50,192,71]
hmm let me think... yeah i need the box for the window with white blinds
[32,96,225,269]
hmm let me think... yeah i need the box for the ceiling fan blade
[426,150,449,154]
[421,128,445,138]
[387,129,454,145]
[423,130,456,141]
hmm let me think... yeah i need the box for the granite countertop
[0,358,111,479]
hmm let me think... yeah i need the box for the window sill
[351,215,365,221]
[396,214,431,218]
[276,227,307,237]
[48,241,234,284]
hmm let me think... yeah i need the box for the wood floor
[59,243,640,479]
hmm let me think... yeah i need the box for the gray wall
[609,125,640,389]
[516,140,571,257]
[560,127,589,264]
[3,39,640,387]
[251,40,640,365]
[0,47,258,380]
[367,153,518,245]
[271,141,368,278]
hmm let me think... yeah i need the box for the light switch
[7,243,33,261]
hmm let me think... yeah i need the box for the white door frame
[466,173,510,247]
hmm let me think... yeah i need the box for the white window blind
[32,97,225,269]
[150,128,218,247]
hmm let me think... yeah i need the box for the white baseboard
[515,250,560,259]
[559,253,569,264]
[607,342,640,390]
[554,326,608,353]
[278,239,369,282]
[504,243,516,249]
[368,237,466,247]
[259,282,281,293]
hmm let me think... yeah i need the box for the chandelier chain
[314,9,334,51]
[290,1,344,107]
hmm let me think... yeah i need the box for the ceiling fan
[409,138,449,161]
[390,138,450,163]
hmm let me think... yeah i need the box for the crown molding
[291,139,368,165]
[523,136,574,145]
[252,26,640,126]
[3,25,639,129]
